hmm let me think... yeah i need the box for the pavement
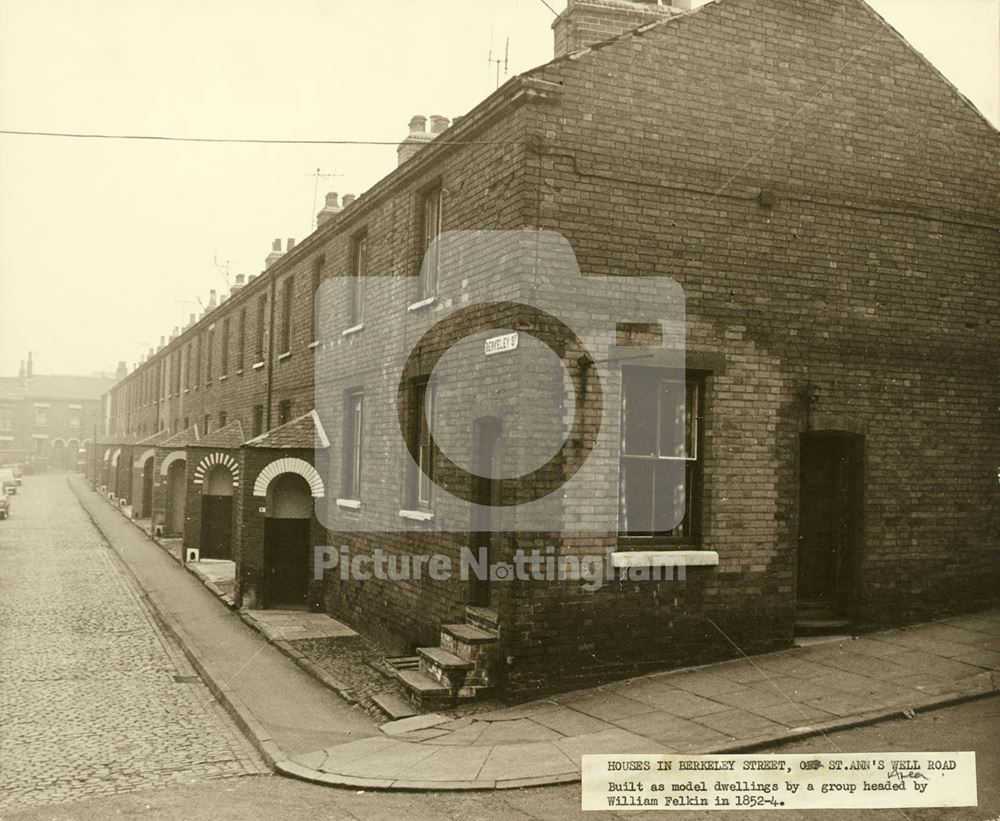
[0,476,265,813]
[70,476,379,762]
[76,475,1000,792]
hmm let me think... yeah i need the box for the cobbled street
[0,475,265,812]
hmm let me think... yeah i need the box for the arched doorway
[263,473,313,608]
[797,431,864,616]
[67,440,80,472]
[140,454,155,518]
[164,457,187,536]
[200,464,235,559]
[51,439,67,470]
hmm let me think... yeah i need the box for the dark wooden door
[264,518,311,607]
[798,432,863,608]
[200,496,233,559]
[469,418,502,607]
[141,461,153,517]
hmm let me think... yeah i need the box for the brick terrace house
[96,0,999,701]
[0,354,116,471]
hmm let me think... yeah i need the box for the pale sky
[0,0,996,377]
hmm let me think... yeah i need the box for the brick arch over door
[110,448,121,467]
[252,457,325,498]
[193,452,240,488]
[159,451,187,476]
[134,448,156,468]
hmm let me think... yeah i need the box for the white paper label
[582,753,977,811]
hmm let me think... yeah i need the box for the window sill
[252,361,265,371]
[399,508,433,522]
[219,375,228,382]
[342,323,364,337]
[336,498,361,511]
[277,352,291,362]
[308,340,320,350]
[235,369,244,376]
[407,296,436,312]
[611,550,719,568]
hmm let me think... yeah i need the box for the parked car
[0,467,18,495]
[0,491,9,519]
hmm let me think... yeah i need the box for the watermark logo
[313,229,685,534]
[313,545,687,592]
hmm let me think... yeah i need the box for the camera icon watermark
[313,229,685,535]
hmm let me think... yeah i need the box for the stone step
[465,606,499,631]
[371,692,418,721]
[394,668,453,711]
[439,625,498,688]
[417,645,473,690]
[441,623,498,644]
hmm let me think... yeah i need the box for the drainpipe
[265,276,276,430]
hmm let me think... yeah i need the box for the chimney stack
[552,0,681,59]
[316,192,342,226]
[430,114,450,134]
[342,194,356,207]
[397,114,435,166]
[208,289,218,309]
[286,238,296,252]
[116,361,127,381]
[265,238,284,268]
[18,360,25,386]
[230,274,245,296]
[26,352,33,378]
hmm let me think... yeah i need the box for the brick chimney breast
[265,238,284,268]
[397,114,436,166]
[317,192,342,226]
[552,0,681,59]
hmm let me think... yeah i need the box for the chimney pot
[409,115,427,133]
[236,274,245,285]
[342,193,356,207]
[430,115,450,134]
[286,238,296,251]
[272,238,281,251]
[317,192,342,227]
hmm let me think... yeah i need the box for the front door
[200,496,233,559]
[469,417,502,607]
[797,432,864,611]
[264,518,311,607]
[165,461,187,536]
[141,459,154,517]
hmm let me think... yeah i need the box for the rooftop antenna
[488,36,510,89]
[305,167,343,228]
[212,252,234,289]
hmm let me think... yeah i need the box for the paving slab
[394,744,492,782]
[477,742,578,782]
[79,476,1000,793]
[380,713,449,736]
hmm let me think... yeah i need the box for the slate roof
[159,425,200,448]
[135,429,174,447]
[243,410,329,450]
[189,420,246,450]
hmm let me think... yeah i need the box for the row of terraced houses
[89,0,999,702]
